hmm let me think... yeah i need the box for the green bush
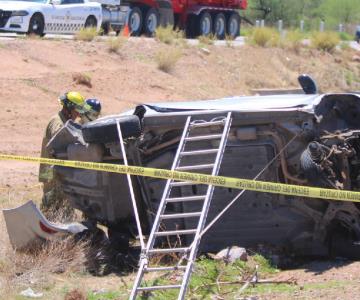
[338,31,353,41]
[248,27,281,47]
[311,31,340,52]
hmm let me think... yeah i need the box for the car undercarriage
[26,92,360,259]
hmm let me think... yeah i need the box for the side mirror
[50,0,61,5]
[298,74,318,94]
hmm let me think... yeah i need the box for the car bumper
[0,15,30,33]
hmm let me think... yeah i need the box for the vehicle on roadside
[0,0,247,38]
[8,76,360,260]
[0,0,103,36]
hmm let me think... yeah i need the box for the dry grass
[75,27,98,42]
[284,30,305,53]
[248,27,281,47]
[155,47,182,73]
[311,31,340,53]
[198,34,216,46]
[155,25,184,45]
[64,288,87,300]
[72,72,92,88]
[107,36,126,53]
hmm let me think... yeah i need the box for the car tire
[214,13,226,40]
[197,12,212,36]
[227,12,240,39]
[82,115,142,144]
[128,7,143,36]
[28,13,45,37]
[85,16,97,28]
[144,8,159,37]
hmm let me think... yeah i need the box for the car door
[58,0,88,33]
[43,0,70,33]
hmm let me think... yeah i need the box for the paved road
[0,32,358,50]
[0,32,246,46]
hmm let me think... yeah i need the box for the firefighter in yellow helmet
[39,91,89,216]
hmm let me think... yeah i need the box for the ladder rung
[137,284,182,291]
[155,229,197,236]
[148,247,189,254]
[170,181,198,187]
[190,120,225,128]
[185,134,222,141]
[180,149,218,156]
[145,266,187,272]
[160,212,202,219]
[166,195,206,202]
[176,164,214,171]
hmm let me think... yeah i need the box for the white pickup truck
[0,0,128,35]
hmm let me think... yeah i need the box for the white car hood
[0,1,45,10]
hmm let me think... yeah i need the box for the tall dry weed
[311,31,340,53]
[155,47,182,73]
[248,27,280,47]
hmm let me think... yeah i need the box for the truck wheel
[214,13,226,40]
[82,115,142,144]
[85,16,97,28]
[227,12,240,39]
[28,13,45,37]
[198,12,212,36]
[144,8,159,37]
[128,7,143,36]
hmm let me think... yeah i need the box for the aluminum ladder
[129,112,232,300]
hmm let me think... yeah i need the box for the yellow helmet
[59,91,90,113]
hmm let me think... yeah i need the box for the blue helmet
[83,98,101,122]
[86,98,102,113]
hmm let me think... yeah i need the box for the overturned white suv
[0,0,102,36]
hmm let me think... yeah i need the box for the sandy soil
[0,37,360,299]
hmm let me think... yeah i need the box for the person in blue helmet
[81,98,102,123]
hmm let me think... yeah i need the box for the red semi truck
[125,0,247,38]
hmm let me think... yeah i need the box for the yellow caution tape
[1,153,360,203]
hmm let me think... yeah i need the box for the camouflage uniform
[39,111,69,216]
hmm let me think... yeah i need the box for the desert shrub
[107,36,126,53]
[249,27,281,47]
[155,25,184,45]
[338,31,353,41]
[285,30,305,52]
[198,34,216,45]
[155,47,182,73]
[311,31,340,52]
[75,27,98,42]
[72,72,92,88]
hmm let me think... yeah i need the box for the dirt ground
[0,36,360,299]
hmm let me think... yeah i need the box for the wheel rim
[130,12,141,32]
[215,17,225,36]
[201,16,211,35]
[147,13,157,33]
[32,20,39,31]
[229,17,238,36]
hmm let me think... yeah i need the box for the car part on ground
[3,200,87,249]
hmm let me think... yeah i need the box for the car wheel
[214,13,226,40]
[28,13,45,37]
[144,8,159,37]
[82,115,142,144]
[85,16,97,28]
[198,12,212,36]
[227,12,240,39]
[128,7,143,36]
